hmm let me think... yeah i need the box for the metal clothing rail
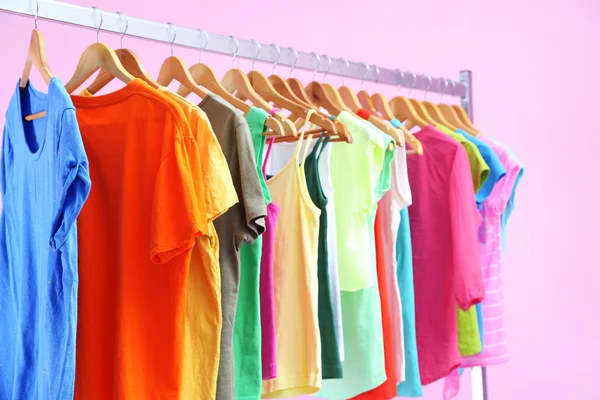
[0,1,484,400]
[0,0,469,97]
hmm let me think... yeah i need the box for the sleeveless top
[262,111,322,398]
[304,134,343,379]
[259,138,280,380]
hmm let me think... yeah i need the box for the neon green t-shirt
[319,112,390,398]
[436,124,487,356]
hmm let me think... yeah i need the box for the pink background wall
[2,0,600,399]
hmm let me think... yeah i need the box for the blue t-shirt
[456,129,506,208]
[395,208,423,397]
[0,78,91,399]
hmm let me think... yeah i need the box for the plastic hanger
[176,34,284,137]
[221,37,297,137]
[20,4,54,121]
[85,12,159,95]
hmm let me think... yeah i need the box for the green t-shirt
[234,107,269,399]
[304,134,343,379]
[436,124,487,356]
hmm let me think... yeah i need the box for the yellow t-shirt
[159,89,238,399]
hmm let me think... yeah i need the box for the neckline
[70,78,145,108]
[16,77,56,161]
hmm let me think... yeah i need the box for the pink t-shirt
[260,139,280,379]
[378,141,412,384]
[406,126,484,385]
[461,137,521,367]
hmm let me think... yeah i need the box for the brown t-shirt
[199,94,267,399]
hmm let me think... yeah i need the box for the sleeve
[488,152,522,216]
[150,134,208,264]
[194,112,238,222]
[49,109,92,251]
[0,126,13,198]
[395,144,412,210]
[234,121,267,245]
[449,147,485,310]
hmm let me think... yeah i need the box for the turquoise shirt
[395,208,423,397]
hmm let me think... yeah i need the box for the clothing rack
[0,1,486,399]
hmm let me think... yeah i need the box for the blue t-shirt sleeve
[49,108,91,251]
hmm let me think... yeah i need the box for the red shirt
[352,206,397,399]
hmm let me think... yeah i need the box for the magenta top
[260,138,280,379]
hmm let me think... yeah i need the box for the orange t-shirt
[353,205,397,400]
[71,79,207,399]
[158,89,238,399]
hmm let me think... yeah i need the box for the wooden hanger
[247,70,337,134]
[21,29,54,121]
[452,105,480,135]
[439,104,478,135]
[84,13,159,95]
[268,74,350,141]
[369,91,423,155]
[337,68,404,146]
[423,100,458,130]
[156,23,211,100]
[64,42,134,94]
[86,49,159,95]
[409,98,442,128]
[222,68,297,137]
[177,62,284,137]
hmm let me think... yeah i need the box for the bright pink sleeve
[449,147,485,311]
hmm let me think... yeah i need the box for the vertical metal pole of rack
[461,70,489,400]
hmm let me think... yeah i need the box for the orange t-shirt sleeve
[151,134,207,264]
[195,112,238,221]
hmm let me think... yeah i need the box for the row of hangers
[20,6,481,156]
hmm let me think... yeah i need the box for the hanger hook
[196,29,209,63]
[166,22,177,56]
[116,12,128,49]
[438,78,449,101]
[310,52,321,81]
[228,35,239,69]
[449,80,457,97]
[287,47,299,78]
[32,0,40,29]
[405,71,417,97]
[373,65,380,85]
[269,44,280,74]
[421,74,432,100]
[360,62,371,90]
[321,54,332,83]
[247,40,260,71]
[91,6,103,43]
[340,58,349,86]
[394,69,404,94]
